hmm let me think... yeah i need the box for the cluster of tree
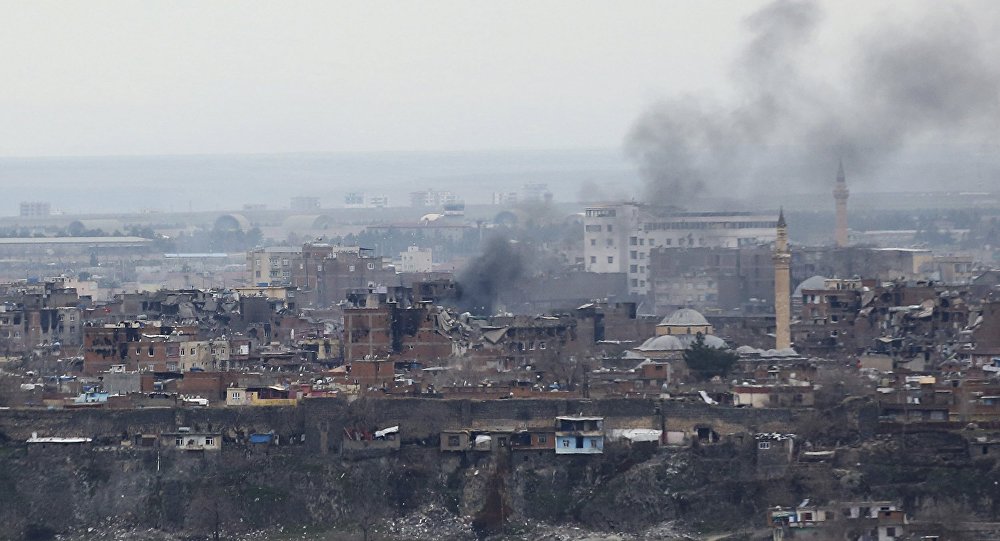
[330,228,483,261]
[786,208,980,246]
[0,227,50,238]
[682,333,738,380]
[171,226,262,253]
[914,226,957,246]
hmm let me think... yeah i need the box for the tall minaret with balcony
[773,208,791,350]
[834,160,849,247]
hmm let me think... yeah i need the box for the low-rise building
[554,416,604,455]
[440,430,471,452]
[226,386,298,407]
[342,425,400,458]
[399,246,433,273]
[769,500,907,541]
[755,433,796,473]
[733,383,815,408]
[160,429,222,451]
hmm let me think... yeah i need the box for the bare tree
[812,363,876,410]
[186,480,234,540]
[0,373,28,407]
[341,463,392,541]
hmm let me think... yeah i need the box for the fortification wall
[0,398,804,453]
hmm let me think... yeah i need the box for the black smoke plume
[628,0,1000,202]
[455,235,525,316]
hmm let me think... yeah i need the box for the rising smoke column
[456,235,525,316]
[627,0,1000,203]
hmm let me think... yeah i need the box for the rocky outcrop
[5,399,1000,540]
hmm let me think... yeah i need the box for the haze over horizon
[2,0,999,213]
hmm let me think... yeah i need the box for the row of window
[588,256,614,264]
[255,262,376,279]
[619,237,710,250]
[1,313,76,324]
[448,434,551,447]
[588,238,615,247]
[175,437,215,446]
[561,439,600,448]
[644,221,777,231]
[2,326,77,338]
[662,282,714,290]
[129,346,226,356]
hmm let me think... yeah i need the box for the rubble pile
[54,525,289,541]
[377,503,474,540]
[500,520,693,540]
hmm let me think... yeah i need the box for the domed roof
[675,333,727,349]
[637,333,726,351]
[637,335,685,351]
[764,347,798,357]
[213,213,250,232]
[659,308,710,327]
[794,275,829,297]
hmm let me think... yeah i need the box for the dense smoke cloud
[627,0,1000,203]
[455,235,525,316]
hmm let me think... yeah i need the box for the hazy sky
[1,1,997,158]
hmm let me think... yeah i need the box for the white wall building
[246,246,304,285]
[178,340,213,372]
[492,191,518,205]
[399,246,433,273]
[20,201,51,217]
[583,203,778,297]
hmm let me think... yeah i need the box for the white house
[554,416,604,455]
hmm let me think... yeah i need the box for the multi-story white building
[177,340,213,372]
[290,196,321,212]
[523,183,550,202]
[582,204,643,274]
[410,189,461,208]
[399,246,433,273]
[344,192,365,208]
[19,201,51,217]
[344,192,391,208]
[246,246,304,286]
[583,203,779,297]
[492,191,518,205]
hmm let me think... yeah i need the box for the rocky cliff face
[3,399,1000,540]
[1,441,749,540]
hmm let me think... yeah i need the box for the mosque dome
[656,308,714,336]
[675,333,727,349]
[660,308,710,327]
[637,335,685,351]
[794,275,829,298]
[637,332,726,351]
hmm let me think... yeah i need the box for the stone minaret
[773,208,791,350]
[834,160,849,247]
